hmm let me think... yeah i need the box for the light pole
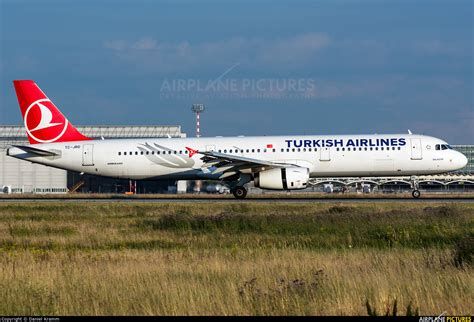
[191,104,205,138]
[191,104,205,193]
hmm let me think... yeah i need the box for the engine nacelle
[254,167,309,190]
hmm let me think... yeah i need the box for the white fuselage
[7,134,468,182]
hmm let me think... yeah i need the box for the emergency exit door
[82,144,94,166]
[320,147,330,161]
[410,139,423,160]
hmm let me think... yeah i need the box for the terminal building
[0,125,473,194]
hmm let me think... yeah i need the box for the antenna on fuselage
[407,130,412,135]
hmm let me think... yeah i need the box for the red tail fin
[13,80,91,144]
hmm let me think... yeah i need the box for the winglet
[185,146,198,158]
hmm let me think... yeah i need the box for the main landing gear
[410,175,421,199]
[229,174,252,199]
[232,186,247,199]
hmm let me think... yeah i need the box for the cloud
[412,40,469,56]
[102,33,331,72]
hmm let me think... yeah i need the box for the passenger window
[287,148,290,152]
[118,152,121,156]
[337,148,340,151]
[308,148,312,152]
[272,149,275,152]
[342,148,345,151]
[141,151,144,155]
[135,152,138,155]
[252,149,255,153]
[257,149,260,153]
[263,149,267,153]
[246,149,249,153]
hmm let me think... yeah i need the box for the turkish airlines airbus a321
[7,80,468,198]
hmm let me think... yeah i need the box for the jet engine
[254,167,309,190]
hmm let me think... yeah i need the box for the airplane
[6,80,468,199]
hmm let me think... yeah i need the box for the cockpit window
[436,144,452,150]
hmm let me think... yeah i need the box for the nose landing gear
[412,189,421,198]
[410,176,421,198]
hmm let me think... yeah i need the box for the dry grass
[0,202,472,315]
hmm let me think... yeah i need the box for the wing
[195,149,299,179]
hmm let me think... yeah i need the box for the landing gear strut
[410,175,421,199]
[232,186,247,199]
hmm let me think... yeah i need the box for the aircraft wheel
[232,186,247,199]
[412,190,421,198]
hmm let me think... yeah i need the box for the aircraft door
[410,139,423,160]
[82,144,94,166]
[320,147,330,161]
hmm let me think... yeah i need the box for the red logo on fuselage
[185,146,198,158]
[24,99,69,143]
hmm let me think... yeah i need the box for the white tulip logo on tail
[24,99,69,143]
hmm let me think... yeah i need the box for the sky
[0,0,472,143]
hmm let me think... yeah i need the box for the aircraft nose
[459,152,468,169]
[452,151,468,170]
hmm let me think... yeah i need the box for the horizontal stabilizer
[11,145,58,157]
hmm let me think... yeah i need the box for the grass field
[0,202,472,315]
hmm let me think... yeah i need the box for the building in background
[0,125,186,193]
[452,145,474,174]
